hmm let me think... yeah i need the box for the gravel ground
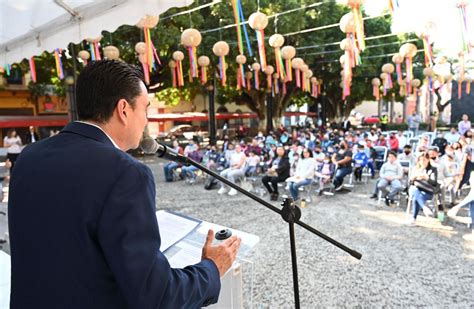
[1,156,473,308]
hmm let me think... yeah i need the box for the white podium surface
[0,251,10,309]
[156,210,260,308]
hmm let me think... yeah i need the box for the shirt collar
[76,121,120,149]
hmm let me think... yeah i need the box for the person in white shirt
[445,127,461,145]
[218,144,247,196]
[4,128,23,172]
[396,131,407,151]
[287,148,317,201]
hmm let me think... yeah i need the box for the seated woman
[287,148,317,201]
[262,146,290,201]
[407,153,438,226]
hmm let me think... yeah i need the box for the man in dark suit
[8,60,241,308]
[24,125,39,144]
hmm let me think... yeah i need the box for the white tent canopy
[0,0,193,67]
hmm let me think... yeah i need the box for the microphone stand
[162,155,362,308]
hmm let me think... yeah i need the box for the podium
[0,251,10,309]
[156,210,259,308]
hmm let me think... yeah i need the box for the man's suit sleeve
[97,163,220,308]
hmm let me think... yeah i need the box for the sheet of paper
[156,210,201,252]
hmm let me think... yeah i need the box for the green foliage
[155,87,193,106]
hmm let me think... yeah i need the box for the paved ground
[1,156,474,308]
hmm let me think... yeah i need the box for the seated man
[332,141,353,191]
[397,145,416,175]
[180,143,203,183]
[163,140,184,182]
[218,144,247,196]
[373,151,404,206]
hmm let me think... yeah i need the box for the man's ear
[116,99,128,124]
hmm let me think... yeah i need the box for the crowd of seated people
[158,115,473,233]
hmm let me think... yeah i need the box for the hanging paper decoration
[136,15,161,73]
[380,73,388,96]
[340,41,353,99]
[417,21,436,68]
[341,0,366,51]
[281,46,296,82]
[86,37,102,61]
[168,60,177,87]
[300,64,309,92]
[310,77,320,98]
[29,57,37,83]
[339,14,361,67]
[466,78,471,94]
[245,72,253,91]
[391,53,403,85]
[135,42,149,84]
[78,50,90,66]
[54,49,64,79]
[291,58,304,88]
[457,0,472,53]
[213,41,230,86]
[103,46,120,60]
[181,28,202,80]
[372,78,381,100]
[251,63,261,89]
[411,79,421,98]
[304,70,313,94]
[197,56,210,85]
[264,65,274,90]
[381,63,394,91]
[423,67,435,93]
[272,73,280,94]
[231,0,252,56]
[269,34,286,81]
[236,55,247,90]
[172,51,185,87]
[248,11,269,71]
[399,43,418,94]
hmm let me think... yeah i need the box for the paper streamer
[274,48,286,80]
[458,2,472,53]
[422,36,433,67]
[200,66,207,85]
[219,56,227,86]
[187,47,198,79]
[285,59,292,82]
[458,80,463,99]
[466,81,471,94]
[29,57,37,82]
[254,70,260,90]
[255,30,267,70]
[54,49,64,79]
[373,85,380,101]
[395,62,402,84]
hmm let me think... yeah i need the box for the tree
[20,0,425,127]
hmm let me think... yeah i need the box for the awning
[0,0,193,67]
[0,115,69,128]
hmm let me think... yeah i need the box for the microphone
[140,137,191,166]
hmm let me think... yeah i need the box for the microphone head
[141,137,159,154]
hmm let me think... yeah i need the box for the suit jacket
[24,132,39,144]
[8,122,220,308]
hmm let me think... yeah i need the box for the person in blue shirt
[353,144,369,182]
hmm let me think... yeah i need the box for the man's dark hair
[388,151,397,158]
[76,60,144,123]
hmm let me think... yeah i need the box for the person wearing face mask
[353,144,368,182]
[376,152,404,206]
[262,146,290,201]
[458,114,471,136]
[315,154,336,194]
[397,145,415,169]
[287,148,317,201]
[332,141,353,191]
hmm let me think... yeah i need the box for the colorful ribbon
[218,56,227,86]
[200,66,207,85]
[54,49,64,79]
[255,29,267,71]
[274,47,286,81]
[29,57,37,83]
[254,69,259,90]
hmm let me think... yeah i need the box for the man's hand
[202,230,241,277]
